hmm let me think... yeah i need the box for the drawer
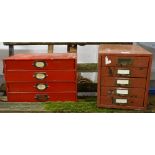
[4,59,76,70]
[102,56,149,67]
[102,67,148,78]
[7,92,77,102]
[101,77,146,88]
[100,96,144,107]
[6,82,76,92]
[5,70,76,82]
[101,87,145,98]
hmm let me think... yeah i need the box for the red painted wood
[4,53,77,102]
[102,56,149,67]
[101,77,146,88]
[7,92,77,102]
[100,96,144,107]
[102,67,148,78]
[4,59,75,70]
[101,87,145,98]
[5,70,76,82]
[98,44,152,110]
[6,82,76,92]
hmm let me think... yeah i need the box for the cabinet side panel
[144,55,152,109]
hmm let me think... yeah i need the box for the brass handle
[35,83,48,91]
[33,61,47,68]
[34,72,47,80]
[35,94,49,101]
[117,58,133,67]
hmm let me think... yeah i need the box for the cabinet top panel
[99,44,152,56]
[4,53,77,60]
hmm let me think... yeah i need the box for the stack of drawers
[97,44,152,110]
[3,53,77,102]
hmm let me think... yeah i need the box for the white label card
[117,79,129,85]
[116,89,128,95]
[117,69,130,75]
[115,99,128,104]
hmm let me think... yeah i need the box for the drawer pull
[33,61,47,68]
[35,83,48,91]
[116,79,129,86]
[117,69,130,76]
[118,58,133,66]
[108,67,113,76]
[35,94,49,101]
[34,72,47,80]
[113,98,128,104]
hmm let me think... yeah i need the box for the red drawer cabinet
[3,53,77,102]
[97,44,152,110]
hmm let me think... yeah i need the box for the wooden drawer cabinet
[4,53,77,102]
[97,44,152,110]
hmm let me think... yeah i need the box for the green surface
[77,63,98,72]
[44,98,142,113]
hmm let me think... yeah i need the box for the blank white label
[117,79,129,85]
[116,89,128,95]
[117,69,130,75]
[115,99,128,104]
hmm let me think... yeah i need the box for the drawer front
[101,87,145,98]
[102,56,149,67]
[101,77,146,88]
[100,96,144,107]
[7,82,76,92]
[102,67,147,78]
[4,59,76,70]
[5,70,76,82]
[7,92,77,102]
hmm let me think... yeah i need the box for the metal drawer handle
[33,61,47,68]
[118,58,133,66]
[35,83,48,91]
[35,94,49,101]
[34,72,47,80]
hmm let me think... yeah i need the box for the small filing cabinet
[97,44,152,110]
[3,53,77,102]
